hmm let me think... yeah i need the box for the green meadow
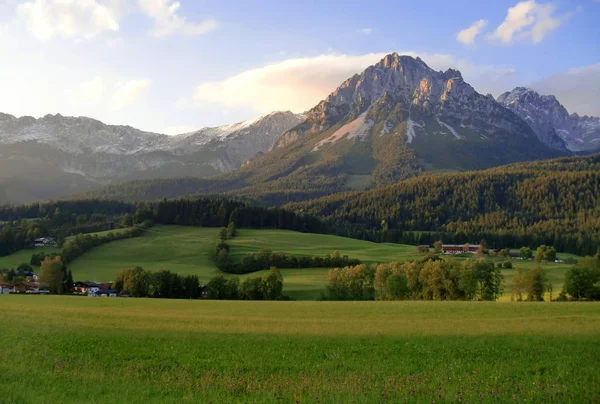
[1,296,599,403]
[0,226,579,300]
[0,246,61,269]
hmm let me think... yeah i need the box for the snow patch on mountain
[406,119,422,144]
[313,112,373,151]
[436,118,462,139]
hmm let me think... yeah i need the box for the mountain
[76,54,568,204]
[237,54,565,192]
[0,111,303,203]
[497,87,600,153]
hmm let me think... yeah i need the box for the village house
[90,289,118,297]
[73,281,100,295]
[442,244,480,254]
[34,237,57,248]
[0,282,11,294]
[11,281,39,294]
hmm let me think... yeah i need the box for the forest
[287,154,600,256]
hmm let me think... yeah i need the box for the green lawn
[1,296,598,403]
[67,226,220,282]
[0,246,61,270]
[229,229,419,264]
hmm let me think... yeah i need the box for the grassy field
[0,226,580,300]
[1,296,599,403]
[0,246,61,269]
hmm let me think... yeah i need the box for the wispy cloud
[530,63,600,116]
[112,79,151,109]
[358,28,372,35]
[456,19,488,45]
[15,0,120,41]
[487,0,579,44]
[137,0,218,37]
[187,52,517,114]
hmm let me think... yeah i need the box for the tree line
[214,222,360,274]
[205,268,285,300]
[326,256,504,301]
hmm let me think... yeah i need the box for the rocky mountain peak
[498,87,600,152]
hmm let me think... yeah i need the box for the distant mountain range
[497,87,600,152]
[1,52,599,204]
[0,111,303,203]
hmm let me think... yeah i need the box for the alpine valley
[1,53,599,204]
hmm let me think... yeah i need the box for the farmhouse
[34,237,57,248]
[73,281,100,295]
[0,282,11,294]
[90,289,118,297]
[11,281,39,294]
[442,244,480,254]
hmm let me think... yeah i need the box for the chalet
[0,282,11,294]
[73,281,100,295]
[442,244,480,254]
[417,245,431,253]
[34,237,57,248]
[11,281,39,294]
[91,289,118,297]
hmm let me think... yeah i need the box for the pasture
[0,296,598,403]
[0,226,579,300]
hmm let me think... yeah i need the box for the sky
[0,0,598,135]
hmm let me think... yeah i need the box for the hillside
[61,226,418,300]
[286,154,600,256]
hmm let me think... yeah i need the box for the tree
[433,240,443,254]
[512,267,524,301]
[226,221,237,239]
[206,275,238,299]
[386,274,409,300]
[38,256,66,294]
[218,227,228,241]
[535,245,548,263]
[62,268,73,293]
[122,267,150,297]
[473,259,503,301]
[524,267,548,301]
[545,247,557,263]
[260,267,284,300]
[519,247,533,260]
[240,277,263,300]
[563,260,600,300]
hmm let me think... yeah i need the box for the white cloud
[16,0,120,41]
[164,124,196,135]
[456,19,488,45]
[137,0,218,37]
[79,76,105,99]
[358,28,372,35]
[189,52,517,114]
[487,0,577,44]
[112,79,151,109]
[530,63,600,117]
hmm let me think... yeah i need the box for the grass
[1,296,599,403]
[67,226,220,282]
[0,246,61,269]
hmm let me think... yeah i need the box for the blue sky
[0,0,598,134]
